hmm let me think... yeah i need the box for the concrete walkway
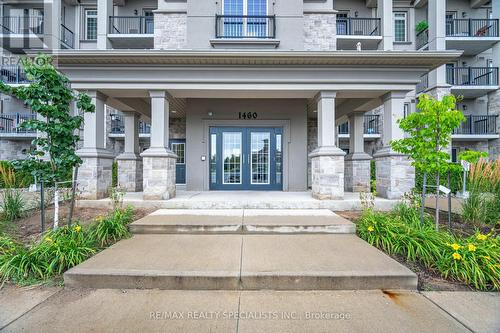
[76,191,399,211]
[1,286,498,332]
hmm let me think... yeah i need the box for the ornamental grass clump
[0,163,26,222]
[89,206,134,247]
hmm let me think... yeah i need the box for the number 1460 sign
[238,112,258,120]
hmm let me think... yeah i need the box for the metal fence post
[40,180,45,233]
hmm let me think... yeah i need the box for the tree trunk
[435,171,440,230]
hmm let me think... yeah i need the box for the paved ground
[76,190,399,211]
[1,286,497,333]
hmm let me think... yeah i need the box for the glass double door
[209,127,283,190]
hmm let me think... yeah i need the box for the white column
[428,0,448,91]
[148,91,170,151]
[309,91,346,199]
[76,91,115,199]
[377,0,393,50]
[141,91,177,200]
[374,91,414,199]
[116,112,143,192]
[97,0,112,49]
[43,0,61,50]
[345,113,372,192]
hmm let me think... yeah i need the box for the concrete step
[129,209,356,234]
[64,234,417,291]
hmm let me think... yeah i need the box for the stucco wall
[186,98,308,191]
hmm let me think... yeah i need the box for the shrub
[357,202,499,290]
[437,232,499,290]
[0,207,135,284]
[415,167,463,194]
[0,163,26,222]
[370,160,376,194]
[415,20,429,33]
[89,206,134,247]
[112,161,118,187]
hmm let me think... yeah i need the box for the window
[451,148,458,163]
[403,103,410,118]
[171,143,185,164]
[85,9,97,40]
[222,0,268,37]
[393,12,407,42]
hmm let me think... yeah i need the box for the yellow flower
[482,256,491,261]
[96,215,104,222]
[450,243,461,251]
[467,244,476,252]
[74,225,82,233]
[476,234,487,241]
[44,237,53,243]
[452,252,462,261]
[367,226,374,232]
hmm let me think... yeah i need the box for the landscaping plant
[391,94,465,228]
[0,55,95,185]
[0,206,135,284]
[0,163,26,222]
[357,201,499,290]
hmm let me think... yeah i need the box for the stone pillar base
[309,146,346,200]
[344,153,372,192]
[116,153,143,192]
[77,149,115,199]
[374,148,415,199]
[141,148,177,200]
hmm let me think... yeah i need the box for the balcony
[108,114,151,138]
[416,28,428,50]
[452,115,498,140]
[445,19,500,55]
[211,15,278,48]
[337,115,380,140]
[1,16,44,35]
[60,24,74,49]
[416,73,429,94]
[0,65,30,84]
[336,18,382,50]
[0,113,37,138]
[446,67,499,98]
[107,16,154,49]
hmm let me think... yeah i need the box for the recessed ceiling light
[171,110,177,113]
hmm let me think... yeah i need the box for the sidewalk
[1,286,498,333]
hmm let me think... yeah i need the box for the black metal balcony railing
[215,15,276,39]
[109,16,154,34]
[110,114,151,135]
[61,24,74,48]
[336,18,381,36]
[0,113,36,134]
[416,73,429,93]
[338,115,380,135]
[453,115,498,135]
[446,19,499,37]
[1,16,44,34]
[446,67,499,86]
[416,28,428,49]
[0,65,30,84]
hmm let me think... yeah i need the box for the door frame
[209,126,283,190]
[202,119,290,191]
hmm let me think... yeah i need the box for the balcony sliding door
[223,0,268,38]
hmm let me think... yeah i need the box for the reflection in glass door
[209,127,282,190]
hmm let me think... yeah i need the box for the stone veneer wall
[303,13,336,51]
[307,118,318,188]
[0,140,33,160]
[154,13,187,49]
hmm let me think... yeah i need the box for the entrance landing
[77,191,399,211]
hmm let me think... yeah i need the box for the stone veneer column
[373,92,415,199]
[77,91,115,199]
[309,91,346,199]
[141,91,177,200]
[345,113,372,192]
[116,112,143,192]
[303,11,337,51]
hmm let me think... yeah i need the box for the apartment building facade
[0,0,498,201]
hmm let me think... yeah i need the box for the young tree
[0,55,94,184]
[391,93,464,229]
